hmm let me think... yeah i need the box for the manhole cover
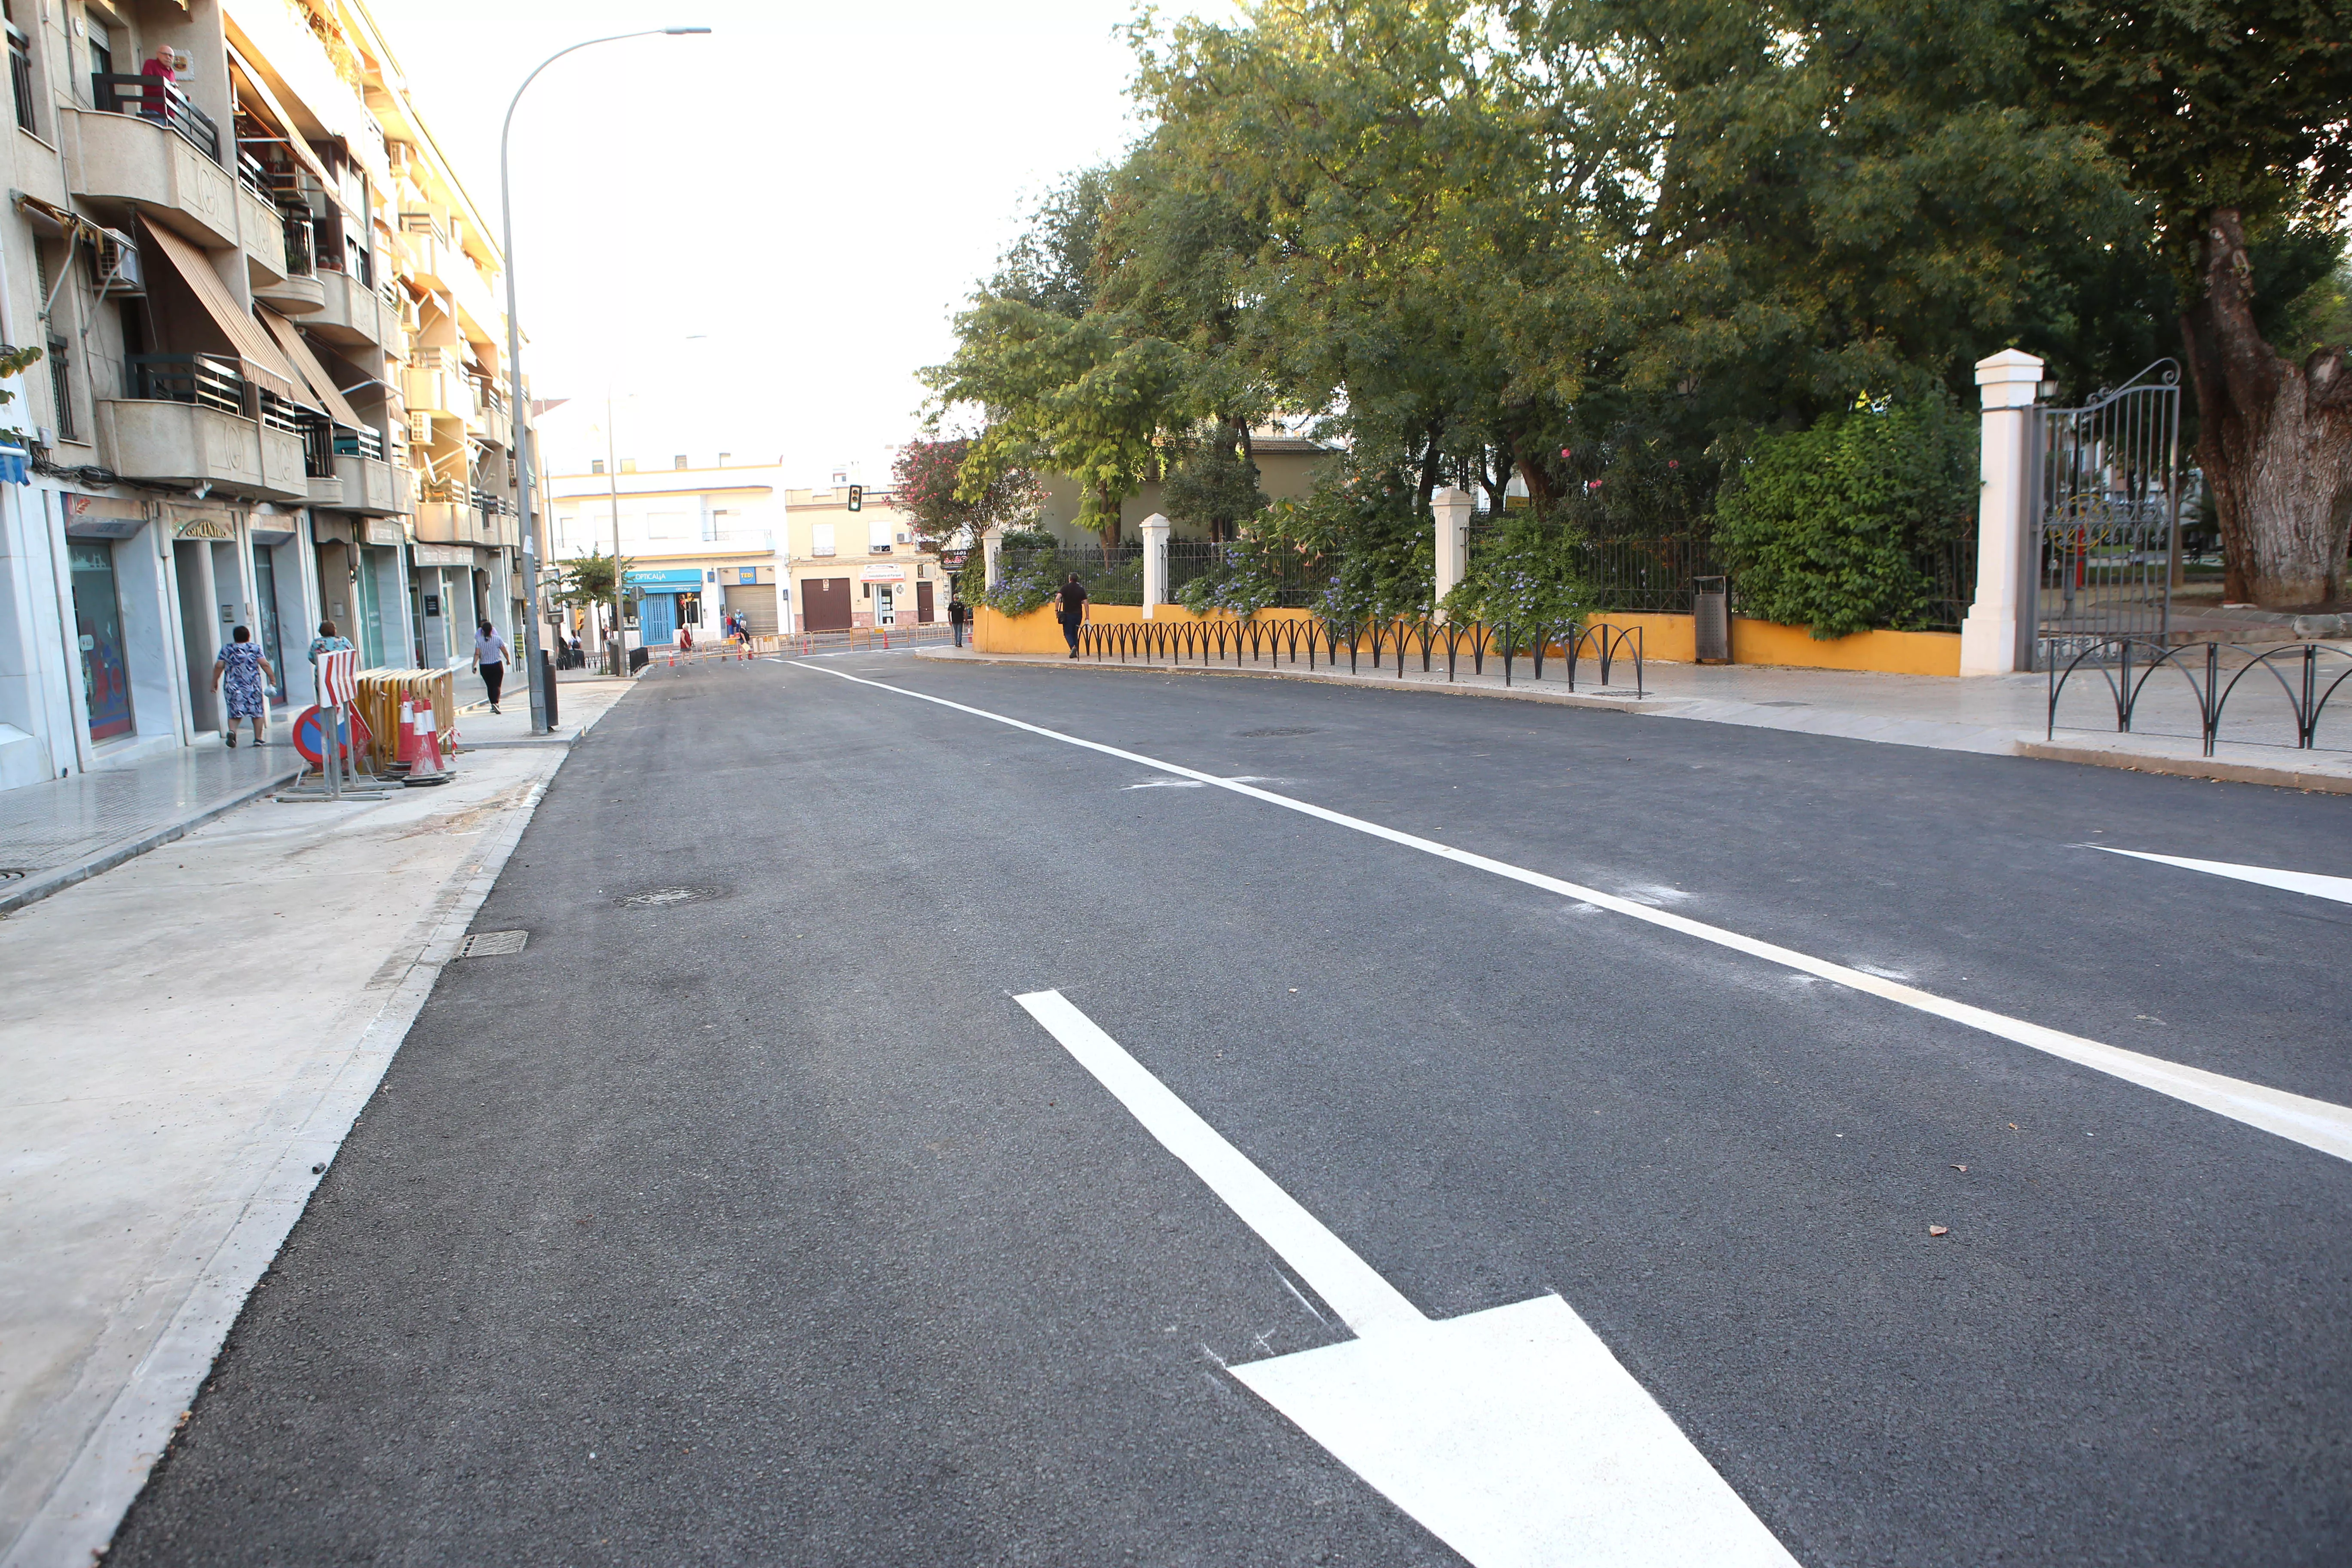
[1237,726,1320,737]
[457,929,528,958]
[615,886,727,909]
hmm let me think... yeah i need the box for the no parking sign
[291,704,371,767]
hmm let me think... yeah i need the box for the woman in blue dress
[210,624,274,747]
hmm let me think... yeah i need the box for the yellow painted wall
[973,604,1960,676]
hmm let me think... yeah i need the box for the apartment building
[780,472,949,633]
[0,0,535,793]
[541,415,785,644]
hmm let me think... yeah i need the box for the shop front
[623,567,705,647]
[58,495,182,758]
[411,542,481,667]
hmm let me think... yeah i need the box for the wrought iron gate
[2030,361,2184,668]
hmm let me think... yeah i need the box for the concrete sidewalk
[0,678,635,1567]
[916,643,2352,793]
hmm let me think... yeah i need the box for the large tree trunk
[2180,208,2352,608]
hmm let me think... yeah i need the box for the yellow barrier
[973,603,1959,676]
[351,668,456,772]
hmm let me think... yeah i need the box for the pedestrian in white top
[472,620,511,714]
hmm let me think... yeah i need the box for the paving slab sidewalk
[0,678,634,1568]
[915,644,2352,793]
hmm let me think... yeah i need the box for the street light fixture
[499,25,711,731]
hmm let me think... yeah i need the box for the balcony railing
[282,213,315,276]
[256,387,301,435]
[10,24,35,135]
[128,352,244,415]
[332,425,385,461]
[297,413,335,478]
[92,74,220,163]
[419,476,466,505]
[410,346,459,374]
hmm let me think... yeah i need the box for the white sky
[366,0,1209,485]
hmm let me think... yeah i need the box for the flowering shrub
[983,554,1065,616]
[1441,516,1592,632]
[1173,542,1282,618]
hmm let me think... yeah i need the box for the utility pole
[606,390,625,676]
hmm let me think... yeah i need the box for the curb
[2016,741,2352,794]
[0,762,304,918]
[914,649,2352,793]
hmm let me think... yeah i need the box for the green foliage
[1263,453,1433,620]
[1172,534,1284,618]
[0,343,43,416]
[983,551,1065,616]
[891,438,1042,556]
[1441,517,1592,631]
[1715,396,1978,638]
[550,551,629,609]
[1161,435,1268,539]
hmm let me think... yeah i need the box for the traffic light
[847,484,863,512]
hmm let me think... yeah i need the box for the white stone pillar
[983,523,1004,591]
[1138,512,1170,618]
[1959,349,2045,676]
[1431,486,1474,619]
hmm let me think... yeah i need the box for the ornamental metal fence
[1077,612,1644,695]
[1001,543,1147,604]
[2046,638,2352,756]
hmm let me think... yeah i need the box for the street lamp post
[499,24,709,731]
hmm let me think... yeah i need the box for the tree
[2036,0,2352,606]
[891,438,1042,557]
[549,550,630,631]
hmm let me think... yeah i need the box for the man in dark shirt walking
[1055,574,1087,657]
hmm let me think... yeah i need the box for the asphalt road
[107,653,2352,1566]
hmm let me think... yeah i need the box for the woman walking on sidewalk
[473,620,511,714]
[211,625,273,747]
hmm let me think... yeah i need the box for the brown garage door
[800,577,851,632]
[723,584,778,636]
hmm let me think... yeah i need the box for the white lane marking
[798,663,2352,1165]
[2092,846,2352,907]
[1016,990,1798,1568]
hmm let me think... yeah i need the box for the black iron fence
[2048,638,2352,756]
[1001,542,1146,604]
[297,413,335,478]
[1078,611,1645,695]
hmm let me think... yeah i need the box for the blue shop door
[640,593,678,645]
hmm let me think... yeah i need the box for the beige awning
[257,308,364,427]
[226,45,340,205]
[139,219,302,402]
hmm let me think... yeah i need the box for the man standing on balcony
[472,619,510,715]
[138,45,182,120]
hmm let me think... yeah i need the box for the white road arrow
[1016,989,1800,1568]
[2091,847,2352,906]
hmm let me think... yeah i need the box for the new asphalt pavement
[105,651,2352,1566]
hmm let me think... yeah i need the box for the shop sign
[859,564,905,582]
[366,520,405,546]
[172,514,236,541]
[411,544,472,566]
[737,567,759,585]
[625,567,703,589]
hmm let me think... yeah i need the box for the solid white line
[799,662,2352,1165]
[1016,990,1426,1337]
[1015,989,1798,1568]
[2092,846,2352,906]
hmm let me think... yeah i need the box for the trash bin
[1694,575,1731,664]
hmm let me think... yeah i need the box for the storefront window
[353,547,386,667]
[252,546,287,699]
[69,541,135,741]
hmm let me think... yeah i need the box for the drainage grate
[456,929,529,958]
[0,869,26,883]
[1237,726,1321,738]
[614,886,726,909]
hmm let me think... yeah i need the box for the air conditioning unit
[92,230,143,295]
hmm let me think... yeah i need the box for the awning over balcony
[257,307,365,427]
[139,217,301,402]
[226,45,341,205]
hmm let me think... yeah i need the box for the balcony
[96,354,305,500]
[307,267,389,349]
[465,380,511,447]
[397,213,450,294]
[403,348,461,417]
[237,186,288,282]
[334,452,401,514]
[91,75,219,162]
[413,478,492,545]
[70,97,236,248]
[254,213,325,313]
